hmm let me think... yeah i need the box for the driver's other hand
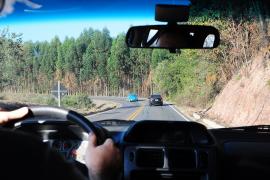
[0,107,29,125]
[86,133,121,180]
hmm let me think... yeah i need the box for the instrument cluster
[47,139,82,161]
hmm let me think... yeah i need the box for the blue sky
[0,0,191,42]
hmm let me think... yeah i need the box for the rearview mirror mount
[155,4,190,23]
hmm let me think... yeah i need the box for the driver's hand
[0,107,29,125]
[86,133,121,180]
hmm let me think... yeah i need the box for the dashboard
[13,118,270,180]
[47,139,87,161]
[122,121,217,180]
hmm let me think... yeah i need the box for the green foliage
[153,50,218,107]
[267,80,270,88]
[151,49,171,68]
[81,44,96,81]
[62,95,93,109]
[107,34,129,89]
[0,92,57,106]
[236,74,242,81]
[0,27,222,104]
[0,28,23,89]
[46,97,57,106]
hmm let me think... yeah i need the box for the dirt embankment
[88,99,119,115]
[208,50,270,127]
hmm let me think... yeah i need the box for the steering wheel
[6,106,108,145]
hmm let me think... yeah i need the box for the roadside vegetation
[62,95,94,110]
[0,0,268,111]
[0,92,94,113]
[0,92,56,106]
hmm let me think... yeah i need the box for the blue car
[127,93,138,102]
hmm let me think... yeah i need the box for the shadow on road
[100,111,121,115]
[164,103,174,106]
[117,105,141,109]
[147,103,174,107]
[137,99,146,102]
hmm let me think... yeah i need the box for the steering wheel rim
[14,106,106,145]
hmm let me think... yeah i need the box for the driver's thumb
[6,107,29,120]
[88,133,97,147]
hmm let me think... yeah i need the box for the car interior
[5,106,270,180]
[1,0,270,180]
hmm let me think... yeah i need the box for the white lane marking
[168,104,190,122]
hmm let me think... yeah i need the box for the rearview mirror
[0,0,5,13]
[126,25,220,50]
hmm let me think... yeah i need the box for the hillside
[208,48,270,126]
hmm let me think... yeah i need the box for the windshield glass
[0,0,269,128]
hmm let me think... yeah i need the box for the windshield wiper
[94,119,135,126]
[223,125,270,133]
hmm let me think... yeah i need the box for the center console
[122,121,218,180]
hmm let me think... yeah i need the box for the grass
[0,92,95,114]
[236,74,242,81]
[267,79,270,88]
[0,92,57,105]
[62,95,94,110]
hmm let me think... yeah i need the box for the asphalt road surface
[86,96,190,122]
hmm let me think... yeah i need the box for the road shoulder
[168,102,224,129]
[86,99,121,116]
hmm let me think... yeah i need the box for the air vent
[198,151,208,169]
[168,149,196,168]
[136,148,164,168]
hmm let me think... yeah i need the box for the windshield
[0,0,269,128]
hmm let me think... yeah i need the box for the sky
[0,0,191,42]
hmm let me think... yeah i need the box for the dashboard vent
[136,148,164,168]
[168,149,196,168]
[198,151,208,169]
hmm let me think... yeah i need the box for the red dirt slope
[208,52,270,127]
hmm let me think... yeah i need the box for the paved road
[86,96,190,122]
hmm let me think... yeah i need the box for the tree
[0,29,24,91]
[80,44,96,81]
[50,36,61,80]
[151,49,171,68]
[76,28,94,74]
[107,34,130,93]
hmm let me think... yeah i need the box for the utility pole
[58,81,61,107]
[51,81,68,107]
